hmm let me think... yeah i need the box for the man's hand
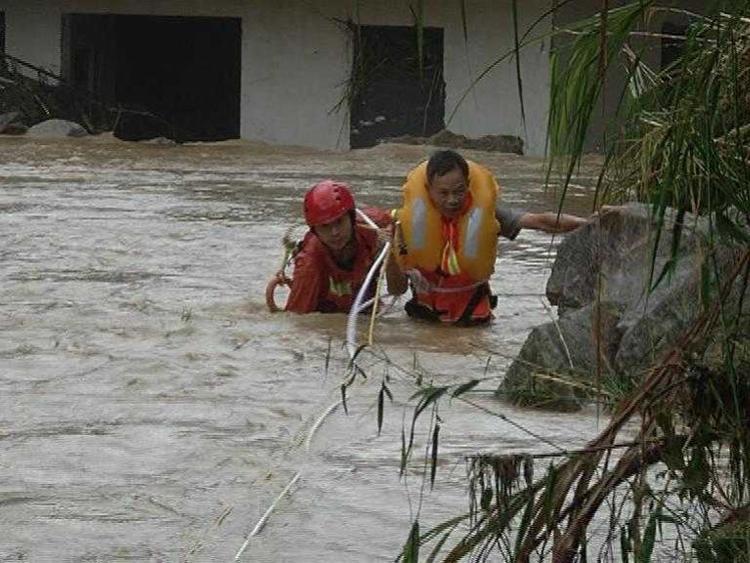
[376,224,395,247]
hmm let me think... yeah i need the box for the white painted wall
[0,0,553,155]
[333,0,553,155]
[1,0,63,74]
[439,0,552,157]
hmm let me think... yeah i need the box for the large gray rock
[27,119,88,138]
[501,203,746,408]
[502,301,623,410]
[614,244,747,373]
[546,203,709,314]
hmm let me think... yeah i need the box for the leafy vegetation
[388,1,750,560]
[0,53,113,132]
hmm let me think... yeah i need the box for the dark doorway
[350,25,445,149]
[62,13,241,142]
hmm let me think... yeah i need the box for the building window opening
[62,13,241,142]
[349,24,445,149]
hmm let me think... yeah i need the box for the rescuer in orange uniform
[280,180,406,314]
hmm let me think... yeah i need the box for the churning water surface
[1,136,615,562]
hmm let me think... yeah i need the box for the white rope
[346,241,391,358]
[233,399,342,561]
[304,400,341,451]
[355,207,379,229]
[233,472,301,560]
[235,209,387,561]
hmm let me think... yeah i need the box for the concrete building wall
[0,0,553,154]
[438,0,553,158]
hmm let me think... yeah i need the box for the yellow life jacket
[394,160,500,281]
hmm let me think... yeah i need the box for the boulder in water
[27,118,88,138]
[500,203,747,409]
[114,112,172,143]
[384,128,524,155]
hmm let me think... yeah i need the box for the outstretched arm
[517,211,588,234]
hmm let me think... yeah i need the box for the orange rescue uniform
[285,207,390,314]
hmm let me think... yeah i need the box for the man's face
[315,213,354,252]
[428,167,468,219]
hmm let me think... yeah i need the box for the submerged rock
[138,136,177,146]
[114,112,172,142]
[500,203,748,409]
[383,129,524,155]
[502,301,623,410]
[27,118,88,138]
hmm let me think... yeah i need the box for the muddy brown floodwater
[1,136,619,562]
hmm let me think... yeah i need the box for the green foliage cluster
[393,1,750,561]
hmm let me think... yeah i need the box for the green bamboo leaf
[402,520,420,563]
[347,343,369,368]
[409,0,425,80]
[413,386,449,419]
[620,525,630,563]
[542,464,558,524]
[400,426,408,475]
[324,337,331,374]
[580,536,588,563]
[700,252,712,311]
[514,485,535,556]
[452,379,480,397]
[459,0,468,44]
[480,486,493,511]
[430,420,440,489]
[418,513,471,546]
[355,364,367,380]
[377,383,384,436]
[340,383,348,415]
[641,505,661,563]
[510,0,527,133]
[716,211,750,244]
[425,521,460,563]
[383,381,393,402]
[656,514,678,524]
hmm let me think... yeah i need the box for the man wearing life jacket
[282,180,407,314]
[393,150,502,325]
[393,150,588,325]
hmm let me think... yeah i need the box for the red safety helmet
[303,180,356,227]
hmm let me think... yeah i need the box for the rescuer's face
[315,213,354,252]
[428,167,468,219]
